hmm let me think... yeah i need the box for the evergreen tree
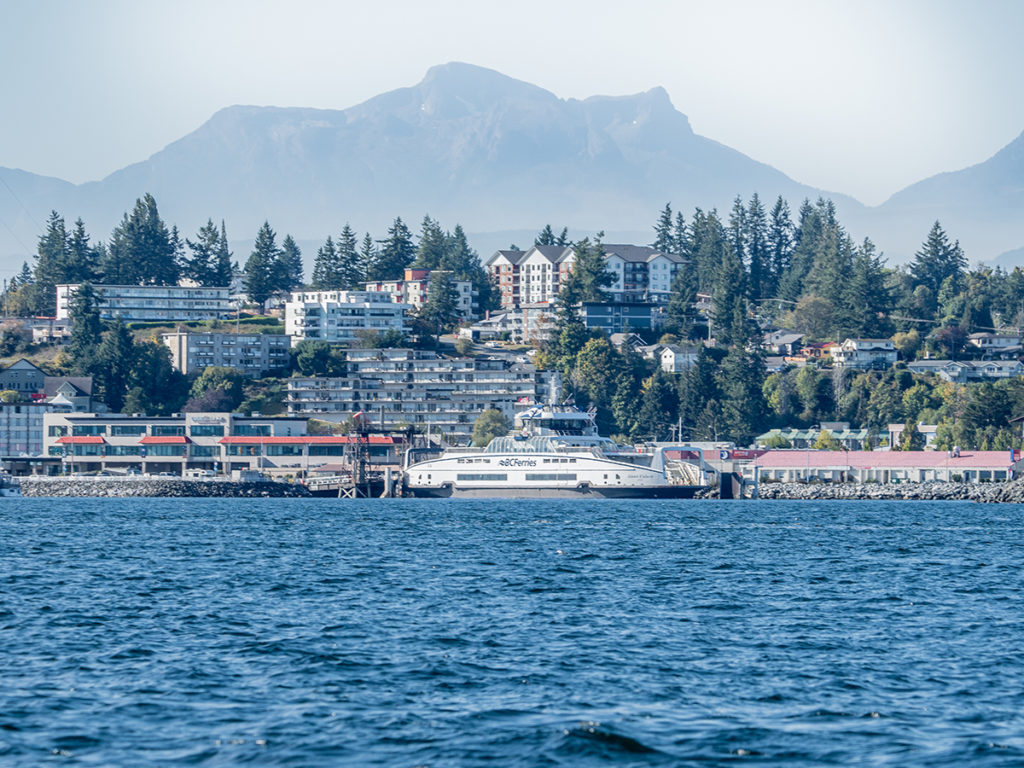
[310,236,339,290]
[66,283,103,374]
[909,221,966,312]
[359,232,378,282]
[716,346,767,445]
[33,211,69,315]
[777,198,818,302]
[767,195,794,299]
[104,194,178,286]
[211,221,234,286]
[663,264,699,337]
[336,224,363,290]
[276,235,304,292]
[373,217,416,280]
[745,193,769,302]
[535,224,557,247]
[727,196,747,270]
[635,370,679,440]
[562,236,615,305]
[415,215,447,269]
[672,211,689,258]
[184,219,221,285]
[65,218,100,284]
[711,237,749,347]
[441,224,494,313]
[556,227,570,247]
[243,222,281,307]
[843,238,893,338]
[94,317,136,413]
[652,203,674,253]
[420,270,460,336]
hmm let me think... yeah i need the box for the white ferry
[403,406,711,498]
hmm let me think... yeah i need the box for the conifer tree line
[536,197,1024,450]
[2,196,495,318]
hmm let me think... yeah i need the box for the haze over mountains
[1,62,1021,273]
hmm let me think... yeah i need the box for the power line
[0,172,43,232]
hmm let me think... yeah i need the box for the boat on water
[403,405,712,498]
[0,474,22,497]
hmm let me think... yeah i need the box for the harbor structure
[746,449,1024,485]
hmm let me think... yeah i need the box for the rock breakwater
[20,477,310,498]
[756,480,1024,503]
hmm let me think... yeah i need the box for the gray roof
[527,245,573,262]
[486,249,527,267]
[602,244,685,264]
[44,376,93,397]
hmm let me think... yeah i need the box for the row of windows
[524,473,577,482]
[456,473,507,482]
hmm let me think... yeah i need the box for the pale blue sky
[1,0,1022,205]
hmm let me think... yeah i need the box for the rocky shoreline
[19,477,311,498]
[754,480,1024,503]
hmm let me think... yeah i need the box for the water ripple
[3,497,1024,765]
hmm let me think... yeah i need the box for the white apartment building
[56,284,233,322]
[603,245,684,302]
[516,246,575,305]
[363,269,475,319]
[285,290,410,345]
[161,332,292,376]
[286,348,557,438]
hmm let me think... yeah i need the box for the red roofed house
[746,449,1024,485]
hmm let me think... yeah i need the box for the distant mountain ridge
[0,62,1021,272]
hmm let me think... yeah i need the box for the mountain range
[1,62,1022,273]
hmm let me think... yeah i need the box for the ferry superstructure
[403,406,711,498]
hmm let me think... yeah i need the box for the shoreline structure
[14,475,1024,502]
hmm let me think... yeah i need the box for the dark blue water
[2,499,1024,766]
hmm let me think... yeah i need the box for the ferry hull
[405,484,704,499]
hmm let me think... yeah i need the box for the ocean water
[2,498,1024,766]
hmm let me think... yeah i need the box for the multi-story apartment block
[516,246,575,306]
[161,332,292,376]
[485,244,687,309]
[56,284,233,322]
[603,245,685,302]
[41,412,325,476]
[486,250,527,308]
[286,348,556,438]
[1,401,71,466]
[363,269,475,319]
[284,290,410,345]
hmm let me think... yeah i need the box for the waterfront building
[284,290,410,345]
[42,412,313,476]
[56,284,233,322]
[161,331,292,376]
[747,449,1024,484]
[286,348,556,439]
[363,269,475,319]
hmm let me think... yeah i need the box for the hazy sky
[2,0,1022,206]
